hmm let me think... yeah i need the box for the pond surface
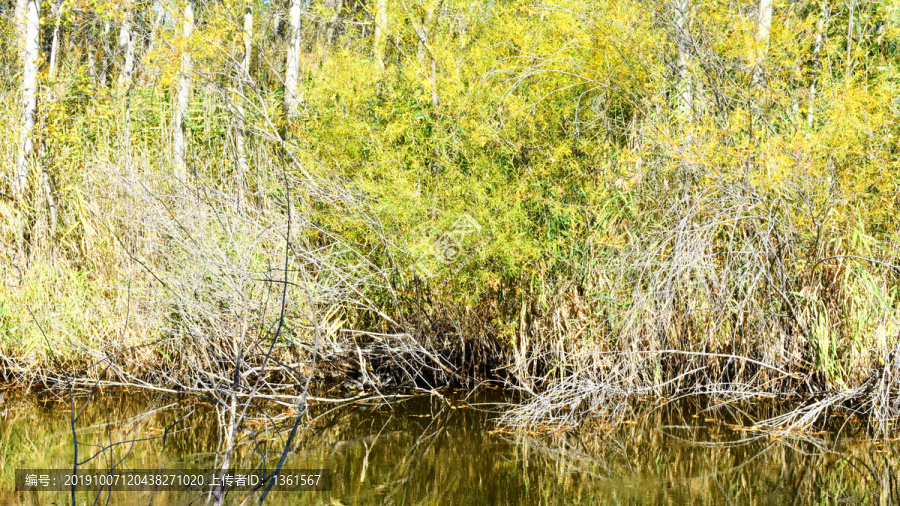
[0,387,898,505]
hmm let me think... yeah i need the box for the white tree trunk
[752,0,773,87]
[233,7,252,203]
[807,3,827,128]
[118,3,137,177]
[48,1,63,80]
[117,3,136,89]
[272,9,283,41]
[15,0,40,199]
[242,8,253,73]
[672,0,692,120]
[415,4,431,62]
[284,0,303,120]
[846,0,854,76]
[147,6,165,54]
[43,1,61,242]
[100,19,112,86]
[410,2,438,107]
[374,0,388,69]
[429,54,439,108]
[87,47,98,85]
[173,1,194,178]
[324,0,343,47]
[41,165,57,244]
[141,6,166,87]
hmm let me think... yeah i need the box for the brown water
[0,388,898,505]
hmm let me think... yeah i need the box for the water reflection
[0,389,897,505]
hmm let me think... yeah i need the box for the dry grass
[499,170,900,434]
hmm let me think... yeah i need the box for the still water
[0,388,897,505]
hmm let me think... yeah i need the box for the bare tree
[173,1,194,178]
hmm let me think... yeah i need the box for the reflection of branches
[255,135,308,506]
[65,384,193,506]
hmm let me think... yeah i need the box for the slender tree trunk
[16,0,40,199]
[408,0,438,107]
[147,6,165,53]
[667,0,697,182]
[373,0,388,69]
[141,6,166,87]
[14,0,25,60]
[425,3,439,108]
[807,3,827,128]
[242,9,253,74]
[415,3,430,61]
[845,0,854,76]
[324,0,343,47]
[87,47,98,85]
[752,0,773,87]
[47,1,63,80]
[99,19,111,86]
[118,3,137,177]
[11,0,28,256]
[42,1,61,243]
[40,166,57,246]
[672,0,692,120]
[173,1,194,179]
[233,7,252,204]
[272,7,283,41]
[117,3,136,89]
[284,0,303,120]
[429,53,439,108]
